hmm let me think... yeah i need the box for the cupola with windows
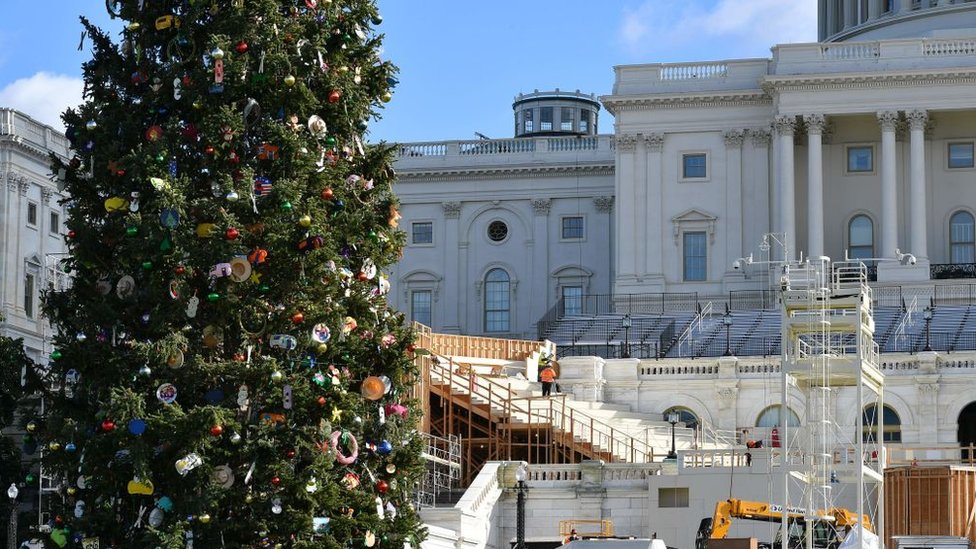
[512,89,600,138]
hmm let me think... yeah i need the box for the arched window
[484,268,510,333]
[755,405,800,428]
[663,407,699,430]
[862,404,901,443]
[950,211,975,264]
[848,215,874,261]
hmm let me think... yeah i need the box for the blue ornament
[205,388,225,404]
[65,442,77,453]
[128,418,147,436]
[377,440,393,455]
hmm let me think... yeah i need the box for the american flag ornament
[254,176,273,196]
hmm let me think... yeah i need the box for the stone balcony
[0,108,70,157]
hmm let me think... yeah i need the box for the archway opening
[958,401,976,461]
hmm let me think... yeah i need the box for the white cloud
[0,72,84,129]
[617,0,818,62]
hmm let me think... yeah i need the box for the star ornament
[331,407,342,422]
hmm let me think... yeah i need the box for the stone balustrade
[393,135,615,171]
[0,108,70,156]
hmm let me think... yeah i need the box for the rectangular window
[847,146,874,173]
[411,291,432,326]
[682,153,707,179]
[579,110,589,133]
[24,274,34,318]
[523,110,533,133]
[659,487,689,508]
[27,202,37,226]
[561,216,584,240]
[540,107,553,132]
[50,212,60,235]
[562,286,583,316]
[411,221,433,245]
[683,232,707,281]
[948,142,975,169]
[884,0,893,12]
[560,107,574,131]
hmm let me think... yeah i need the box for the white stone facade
[0,109,70,361]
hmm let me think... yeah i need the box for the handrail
[676,302,712,357]
[891,295,917,352]
[427,351,661,463]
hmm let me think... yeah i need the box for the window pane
[756,405,800,427]
[524,109,533,133]
[485,269,510,332]
[540,107,553,131]
[659,487,689,508]
[848,146,873,172]
[951,211,975,264]
[24,274,34,318]
[949,143,974,169]
[411,291,432,326]
[682,154,707,178]
[27,203,37,225]
[683,232,707,281]
[562,286,582,316]
[561,107,574,131]
[50,212,60,234]
[412,222,433,244]
[562,216,584,239]
[849,215,873,260]
[579,110,589,133]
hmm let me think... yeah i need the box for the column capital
[773,115,796,136]
[723,129,746,148]
[906,109,929,131]
[749,129,772,147]
[803,114,826,135]
[616,134,638,152]
[18,179,29,196]
[643,133,664,152]
[530,198,552,216]
[441,201,461,219]
[877,110,899,131]
[41,188,54,204]
[593,196,614,213]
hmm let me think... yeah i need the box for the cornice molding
[762,69,976,93]
[0,135,68,163]
[602,91,770,113]
[397,163,614,182]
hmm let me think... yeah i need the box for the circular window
[487,220,508,242]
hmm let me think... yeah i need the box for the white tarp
[838,525,880,549]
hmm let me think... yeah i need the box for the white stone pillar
[614,134,638,284]
[530,198,551,334]
[775,115,797,260]
[635,135,648,277]
[750,129,773,251]
[805,114,826,259]
[441,202,462,333]
[724,129,745,270]
[907,109,928,259]
[644,134,664,279]
[878,111,899,258]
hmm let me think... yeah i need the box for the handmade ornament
[330,430,359,465]
[127,478,154,495]
[311,323,331,343]
[229,257,252,282]
[361,376,385,401]
[156,383,178,405]
[213,465,234,489]
[341,471,360,489]
[175,453,203,476]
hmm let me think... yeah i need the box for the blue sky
[0,1,816,143]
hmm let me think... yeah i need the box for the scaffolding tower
[416,432,462,508]
[779,257,884,549]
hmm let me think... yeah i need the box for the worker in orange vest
[539,362,557,397]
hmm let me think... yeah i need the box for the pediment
[671,208,718,245]
[671,208,717,224]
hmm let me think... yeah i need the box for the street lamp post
[723,312,733,356]
[666,411,680,460]
[515,463,527,549]
[7,483,18,549]
[923,305,934,352]
[621,314,632,359]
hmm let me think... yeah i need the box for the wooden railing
[420,325,554,361]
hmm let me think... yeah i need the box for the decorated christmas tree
[38,1,424,547]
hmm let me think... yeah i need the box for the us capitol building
[391,1,976,547]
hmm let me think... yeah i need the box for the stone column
[724,130,745,271]
[751,129,772,251]
[441,201,462,333]
[775,115,797,260]
[635,135,648,277]
[614,135,638,287]
[643,134,664,283]
[878,111,899,258]
[530,198,551,334]
[805,114,826,259]
[907,109,928,259]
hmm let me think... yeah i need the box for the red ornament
[67,230,77,239]
[175,265,186,275]
[227,151,240,164]
[317,396,327,406]
[225,227,240,240]
[145,125,164,142]
[406,344,416,353]
[328,89,341,103]
[286,449,296,459]
[182,74,193,86]
[54,515,64,526]
[204,145,216,156]
[101,420,116,432]
[320,187,334,200]
[357,271,368,282]
[271,476,282,486]
[236,41,249,53]
[291,312,305,324]
[375,480,389,493]
[210,424,224,437]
